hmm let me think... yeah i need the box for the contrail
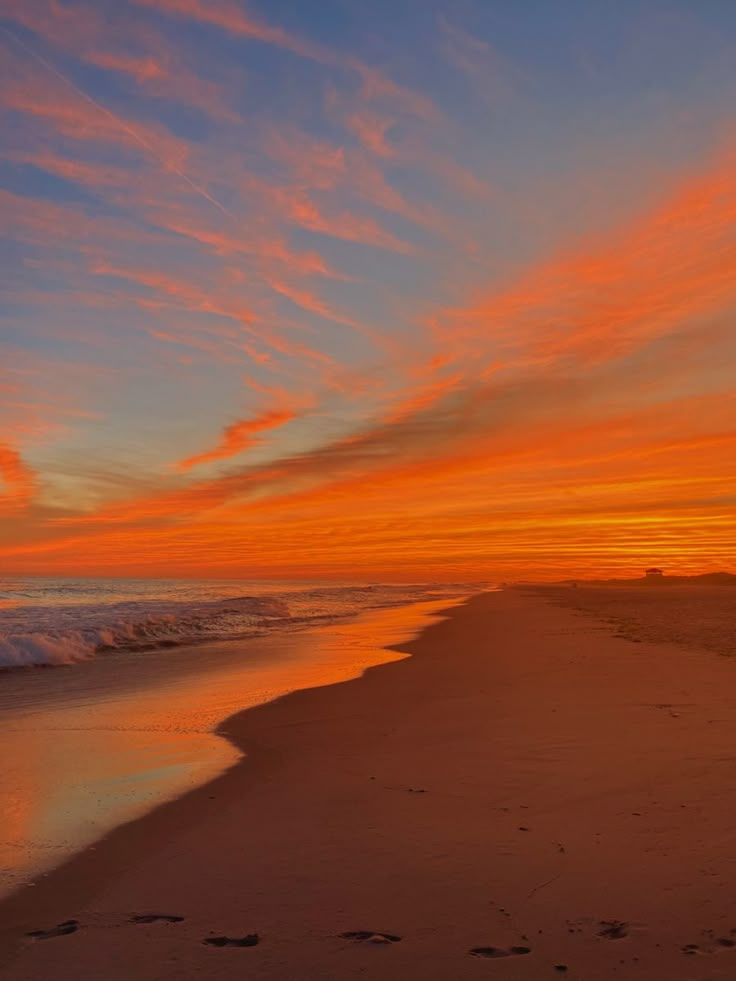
[1,24,237,221]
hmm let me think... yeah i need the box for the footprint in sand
[203,934,259,947]
[130,914,185,924]
[597,920,629,940]
[469,945,532,958]
[26,920,79,940]
[682,934,736,956]
[339,931,402,944]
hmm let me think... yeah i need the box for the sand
[527,581,736,657]
[2,587,736,980]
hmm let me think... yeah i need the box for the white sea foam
[0,631,95,667]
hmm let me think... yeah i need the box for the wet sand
[3,587,736,980]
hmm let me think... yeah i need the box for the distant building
[645,567,664,577]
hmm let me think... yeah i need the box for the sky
[1,0,735,581]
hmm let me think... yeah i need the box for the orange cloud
[176,409,297,470]
[265,277,372,337]
[8,151,355,302]
[2,71,190,168]
[0,189,170,253]
[19,335,734,578]
[91,261,340,370]
[3,0,238,120]
[273,188,412,253]
[380,372,464,425]
[2,0,107,49]
[0,445,37,513]
[87,51,165,84]
[262,123,440,235]
[439,136,736,371]
[87,49,240,122]
[7,151,134,188]
[344,111,396,158]
[138,209,345,280]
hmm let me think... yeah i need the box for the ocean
[0,577,474,669]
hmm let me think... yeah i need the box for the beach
[2,586,736,980]
[0,593,457,900]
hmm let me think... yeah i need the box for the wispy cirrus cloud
[3,0,240,120]
[130,0,439,121]
[89,260,342,369]
[440,16,527,108]
[1,67,191,167]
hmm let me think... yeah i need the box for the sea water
[0,577,472,668]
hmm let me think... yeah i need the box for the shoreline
[0,596,462,902]
[3,587,736,979]
[1,593,472,952]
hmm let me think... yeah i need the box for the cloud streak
[176,408,298,470]
[0,445,37,512]
[437,135,736,371]
[130,0,439,121]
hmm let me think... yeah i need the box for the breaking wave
[0,632,95,668]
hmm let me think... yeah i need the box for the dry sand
[3,587,736,980]
[528,581,736,657]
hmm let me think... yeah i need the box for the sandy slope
[2,588,736,980]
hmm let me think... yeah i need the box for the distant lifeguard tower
[645,567,664,577]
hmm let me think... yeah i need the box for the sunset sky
[1,0,735,580]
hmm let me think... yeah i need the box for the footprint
[26,920,79,940]
[469,945,532,958]
[339,931,401,944]
[682,937,736,956]
[130,914,185,924]
[203,934,259,947]
[598,920,628,940]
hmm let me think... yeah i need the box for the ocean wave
[0,582,477,670]
[0,631,96,667]
[0,595,292,669]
